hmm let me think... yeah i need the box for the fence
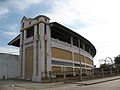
[41,70,93,83]
[41,69,120,83]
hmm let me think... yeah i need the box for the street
[51,79,120,90]
[0,77,120,90]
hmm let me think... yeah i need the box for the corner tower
[20,15,51,82]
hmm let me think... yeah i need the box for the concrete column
[22,30,26,79]
[32,25,42,82]
[83,43,85,51]
[63,67,66,79]
[33,25,37,76]
[78,39,81,58]
[38,23,45,77]
[36,23,42,82]
[46,25,51,73]
[20,32,23,78]
[78,39,82,79]
[71,37,74,75]
[84,56,87,75]
[72,52,75,76]
[71,37,73,45]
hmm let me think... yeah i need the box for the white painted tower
[20,15,51,82]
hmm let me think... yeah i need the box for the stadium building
[8,15,96,82]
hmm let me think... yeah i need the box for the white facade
[0,53,20,79]
[18,15,96,82]
[20,15,51,82]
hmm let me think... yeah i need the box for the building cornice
[20,21,50,32]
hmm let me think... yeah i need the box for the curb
[76,78,120,86]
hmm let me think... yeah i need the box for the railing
[50,38,93,59]
[41,69,120,83]
[24,36,34,44]
[41,70,93,83]
[50,38,72,48]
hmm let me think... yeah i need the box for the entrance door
[25,46,34,80]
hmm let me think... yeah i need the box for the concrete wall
[0,53,20,79]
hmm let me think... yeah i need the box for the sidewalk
[1,76,120,90]
[74,75,120,85]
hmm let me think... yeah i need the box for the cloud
[45,0,120,67]
[0,23,19,40]
[6,0,44,11]
[46,0,79,25]
[47,0,120,27]
[0,47,19,55]
[1,0,120,67]
[0,0,45,13]
[0,23,19,36]
[3,31,18,36]
[74,22,120,67]
[11,0,41,11]
[0,7,9,18]
[8,23,19,32]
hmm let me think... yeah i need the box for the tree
[100,64,111,70]
[114,55,120,73]
[114,55,120,65]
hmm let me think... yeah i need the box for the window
[44,24,47,35]
[74,63,85,67]
[85,44,89,53]
[73,37,78,47]
[22,23,24,28]
[74,63,80,67]
[37,24,39,34]
[26,26,34,38]
[51,27,71,44]
[51,60,73,66]
[45,18,47,21]
[80,40,84,49]
[86,65,92,68]
[29,22,31,25]
[37,18,39,21]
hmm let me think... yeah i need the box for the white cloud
[0,47,19,55]
[46,0,80,25]
[74,23,120,67]
[2,23,19,36]
[46,0,120,67]
[26,0,43,4]
[0,0,44,12]
[1,0,120,67]
[8,23,19,31]
[8,0,44,11]
[0,7,9,18]
[3,31,17,36]
[47,0,120,25]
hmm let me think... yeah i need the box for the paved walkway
[74,75,120,85]
[1,76,120,90]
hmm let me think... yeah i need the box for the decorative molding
[20,21,50,32]
[50,38,93,59]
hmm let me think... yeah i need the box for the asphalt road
[51,79,120,90]
[0,79,120,90]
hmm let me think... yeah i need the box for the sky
[0,0,120,67]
